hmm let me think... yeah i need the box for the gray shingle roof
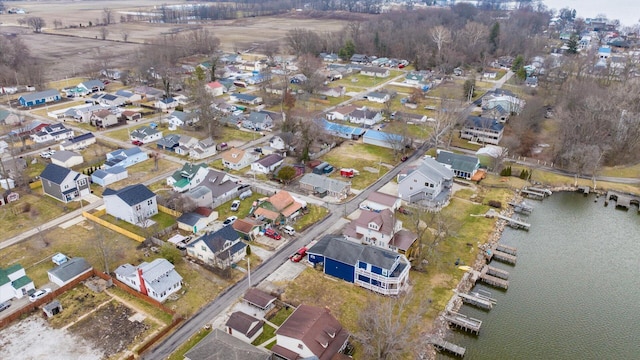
[436,150,479,174]
[255,153,283,167]
[103,184,155,206]
[299,173,349,193]
[20,89,60,102]
[48,258,92,283]
[184,329,269,360]
[189,225,239,253]
[308,234,400,271]
[177,212,204,226]
[40,163,72,184]
[51,150,81,162]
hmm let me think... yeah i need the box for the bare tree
[430,25,452,59]
[121,30,130,42]
[261,40,280,65]
[296,53,324,95]
[102,7,114,25]
[52,19,63,29]
[23,17,46,33]
[99,27,109,40]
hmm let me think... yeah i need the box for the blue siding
[308,253,324,265]
[325,258,355,283]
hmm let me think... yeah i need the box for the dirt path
[105,289,165,326]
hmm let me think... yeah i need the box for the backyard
[320,142,396,190]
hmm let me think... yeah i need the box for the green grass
[219,127,260,143]
[321,143,395,190]
[103,127,132,142]
[265,340,277,350]
[167,328,212,360]
[269,306,294,326]
[385,122,432,140]
[293,204,329,232]
[151,211,177,229]
[108,287,173,324]
[251,323,276,346]
[216,193,265,221]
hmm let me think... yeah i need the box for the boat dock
[485,265,509,279]
[478,266,509,289]
[577,186,590,195]
[508,200,533,214]
[496,243,518,256]
[426,336,467,358]
[457,290,496,310]
[605,191,639,211]
[485,209,530,230]
[443,311,482,335]
[520,188,547,200]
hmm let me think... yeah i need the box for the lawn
[47,77,89,90]
[219,127,261,143]
[216,192,264,221]
[321,142,395,190]
[333,74,388,89]
[251,323,276,346]
[167,328,212,360]
[106,158,180,190]
[108,287,173,325]
[269,306,294,326]
[103,127,132,142]
[384,122,432,141]
[47,285,112,328]
[99,212,176,237]
[31,100,86,118]
[293,204,329,232]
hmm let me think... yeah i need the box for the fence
[82,211,146,242]
[100,272,176,315]
[136,317,183,355]
[158,205,182,217]
[309,142,336,160]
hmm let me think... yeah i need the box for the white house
[91,166,128,187]
[103,184,157,225]
[51,150,83,168]
[366,91,390,104]
[47,257,93,287]
[360,191,401,212]
[59,133,97,151]
[205,81,225,97]
[398,156,454,207]
[251,153,284,174]
[360,66,390,78]
[186,225,247,269]
[326,105,356,121]
[167,110,197,128]
[155,97,179,112]
[78,79,105,93]
[226,311,264,343]
[176,207,218,234]
[347,108,383,126]
[114,258,183,302]
[188,137,217,160]
[269,136,286,151]
[30,123,74,143]
[130,126,162,144]
[166,163,209,192]
[0,264,35,302]
[222,148,259,171]
[343,208,403,249]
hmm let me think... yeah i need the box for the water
[444,192,640,359]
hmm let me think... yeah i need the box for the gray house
[186,225,246,269]
[299,173,350,200]
[103,184,157,225]
[184,329,269,360]
[435,150,480,180]
[40,163,90,203]
[242,112,274,131]
[397,156,454,207]
[47,257,93,287]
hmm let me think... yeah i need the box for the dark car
[401,156,409,162]
[398,207,412,215]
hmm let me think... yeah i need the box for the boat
[458,265,472,271]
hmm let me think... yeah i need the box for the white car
[223,216,238,226]
[40,151,51,158]
[230,200,241,212]
[29,288,52,302]
[359,203,372,211]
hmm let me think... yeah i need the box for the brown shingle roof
[254,207,279,221]
[352,209,395,236]
[390,229,417,251]
[243,288,276,309]
[225,311,264,338]
[268,190,303,217]
[233,218,262,234]
[366,191,399,208]
[221,148,245,164]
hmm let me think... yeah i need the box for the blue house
[363,129,408,149]
[156,134,181,152]
[307,235,410,295]
[320,119,366,140]
[19,89,61,107]
[91,166,128,187]
[104,147,148,169]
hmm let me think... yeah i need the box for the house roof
[222,148,246,164]
[350,109,380,120]
[254,207,280,221]
[300,173,349,194]
[367,91,388,99]
[184,329,269,360]
[20,89,60,102]
[80,79,105,89]
[243,288,276,309]
[67,132,95,143]
[390,229,417,252]
[0,264,24,286]
[92,166,127,179]
[115,90,134,98]
[247,112,271,124]
[436,150,479,174]
[189,225,239,253]
[359,246,400,271]
[308,234,401,271]
[48,257,92,283]
[275,304,349,360]
[131,126,160,138]
[321,119,366,137]
[465,116,504,132]
[198,169,240,197]
[157,134,181,148]
[40,163,73,184]
[103,184,155,206]
[51,150,82,162]
[170,162,208,182]
[332,105,357,116]
[405,156,454,183]
[366,191,399,207]
[350,208,396,237]
[362,66,388,74]
[255,153,283,168]
[115,258,182,296]
[233,217,263,234]
[225,311,264,338]
[177,212,204,227]
[206,81,223,89]
[232,93,258,101]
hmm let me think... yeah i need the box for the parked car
[401,155,409,162]
[40,151,51,159]
[230,200,241,212]
[264,228,282,240]
[359,203,372,211]
[239,190,252,200]
[282,225,296,236]
[0,301,11,312]
[223,216,237,226]
[290,247,307,262]
[132,140,143,146]
[29,288,51,302]
[398,207,412,215]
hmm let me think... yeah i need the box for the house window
[201,245,206,251]
[135,204,142,211]
[147,199,153,205]
[298,343,303,350]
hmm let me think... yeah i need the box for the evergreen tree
[567,35,579,54]
[338,40,355,60]
[489,22,500,54]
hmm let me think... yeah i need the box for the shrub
[488,200,502,208]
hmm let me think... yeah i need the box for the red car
[290,247,307,262]
[132,140,143,146]
[264,228,282,240]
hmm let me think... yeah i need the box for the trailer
[340,168,360,178]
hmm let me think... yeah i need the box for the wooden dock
[577,186,590,195]
[427,336,466,358]
[496,244,517,256]
[443,311,482,335]
[492,250,517,264]
[457,290,496,310]
[605,191,639,211]
[508,201,533,214]
[485,209,530,230]
[485,265,509,279]
[520,189,546,200]
[479,266,509,289]
[528,187,552,196]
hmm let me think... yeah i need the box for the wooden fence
[82,211,146,242]
[158,205,182,217]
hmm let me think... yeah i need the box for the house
[361,66,390,78]
[0,177,15,190]
[307,234,410,295]
[184,329,270,360]
[114,258,182,302]
[59,132,96,151]
[222,148,259,171]
[363,129,407,149]
[205,81,225,97]
[243,287,276,311]
[271,304,349,360]
[103,184,157,225]
[30,123,74,143]
[317,86,345,98]
[398,156,454,206]
[251,153,284,174]
[404,73,424,85]
[326,105,357,121]
[186,225,247,269]
[0,140,7,154]
[47,257,92,287]
[361,191,401,212]
[598,46,612,59]
[254,190,306,224]
[166,163,209,192]
[121,110,143,123]
[436,150,480,180]
[78,79,105,93]
[0,109,20,125]
[525,76,539,87]
[225,311,264,343]
[233,217,264,241]
[156,134,181,152]
[188,137,217,160]
[155,97,179,112]
[342,208,416,253]
[91,166,128,187]
[63,104,105,123]
[460,116,504,145]
[177,207,218,234]
[130,126,162,143]
[174,135,199,156]
[105,147,148,169]
[230,93,263,105]
[51,150,83,168]
[9,120,49,138]
[269,136,286,151]
[186,169,242,208]
[93,93,126,107]
[115,90,142,103]
[482,89,524,114]
[392,111,427,123]
[350,54,369,64]
[40,163,90,203]
[91,109,119,128]
[299,173,350,200]
[0,264,35,302]
[320,52,339,62]
[321,119,367,140]
[366,91,390,103]
[347,108,383,126]
[0,191,20,206]
[167,110,197,128]
[19,89,61,107]
[243,112,274,131]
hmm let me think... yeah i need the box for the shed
[47,257,93,287]
[43,300,63,318]
[52,253,68,265]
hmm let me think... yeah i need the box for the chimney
[137,268,148,296]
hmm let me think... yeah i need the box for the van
[282,226,296,236]
[239,190,252,200]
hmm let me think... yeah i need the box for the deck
[485,209,530,230]
[496,243,518,256]
[443,311,482,335]
[427,336,466,358]
[478,266,509,289]
[605,191,639,211]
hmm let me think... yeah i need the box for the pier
[496,244,518,256]
[605,191,639,211]
[508,200,533,214]
[443,311,482,335]
[485,265,510,279]
[426,336,467,358]
[485,209,530,230]
[577,186,590,195]
[520,188,547,200]
[456,290,496,310]
[478,266,509,289]
[527,187,552,196]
